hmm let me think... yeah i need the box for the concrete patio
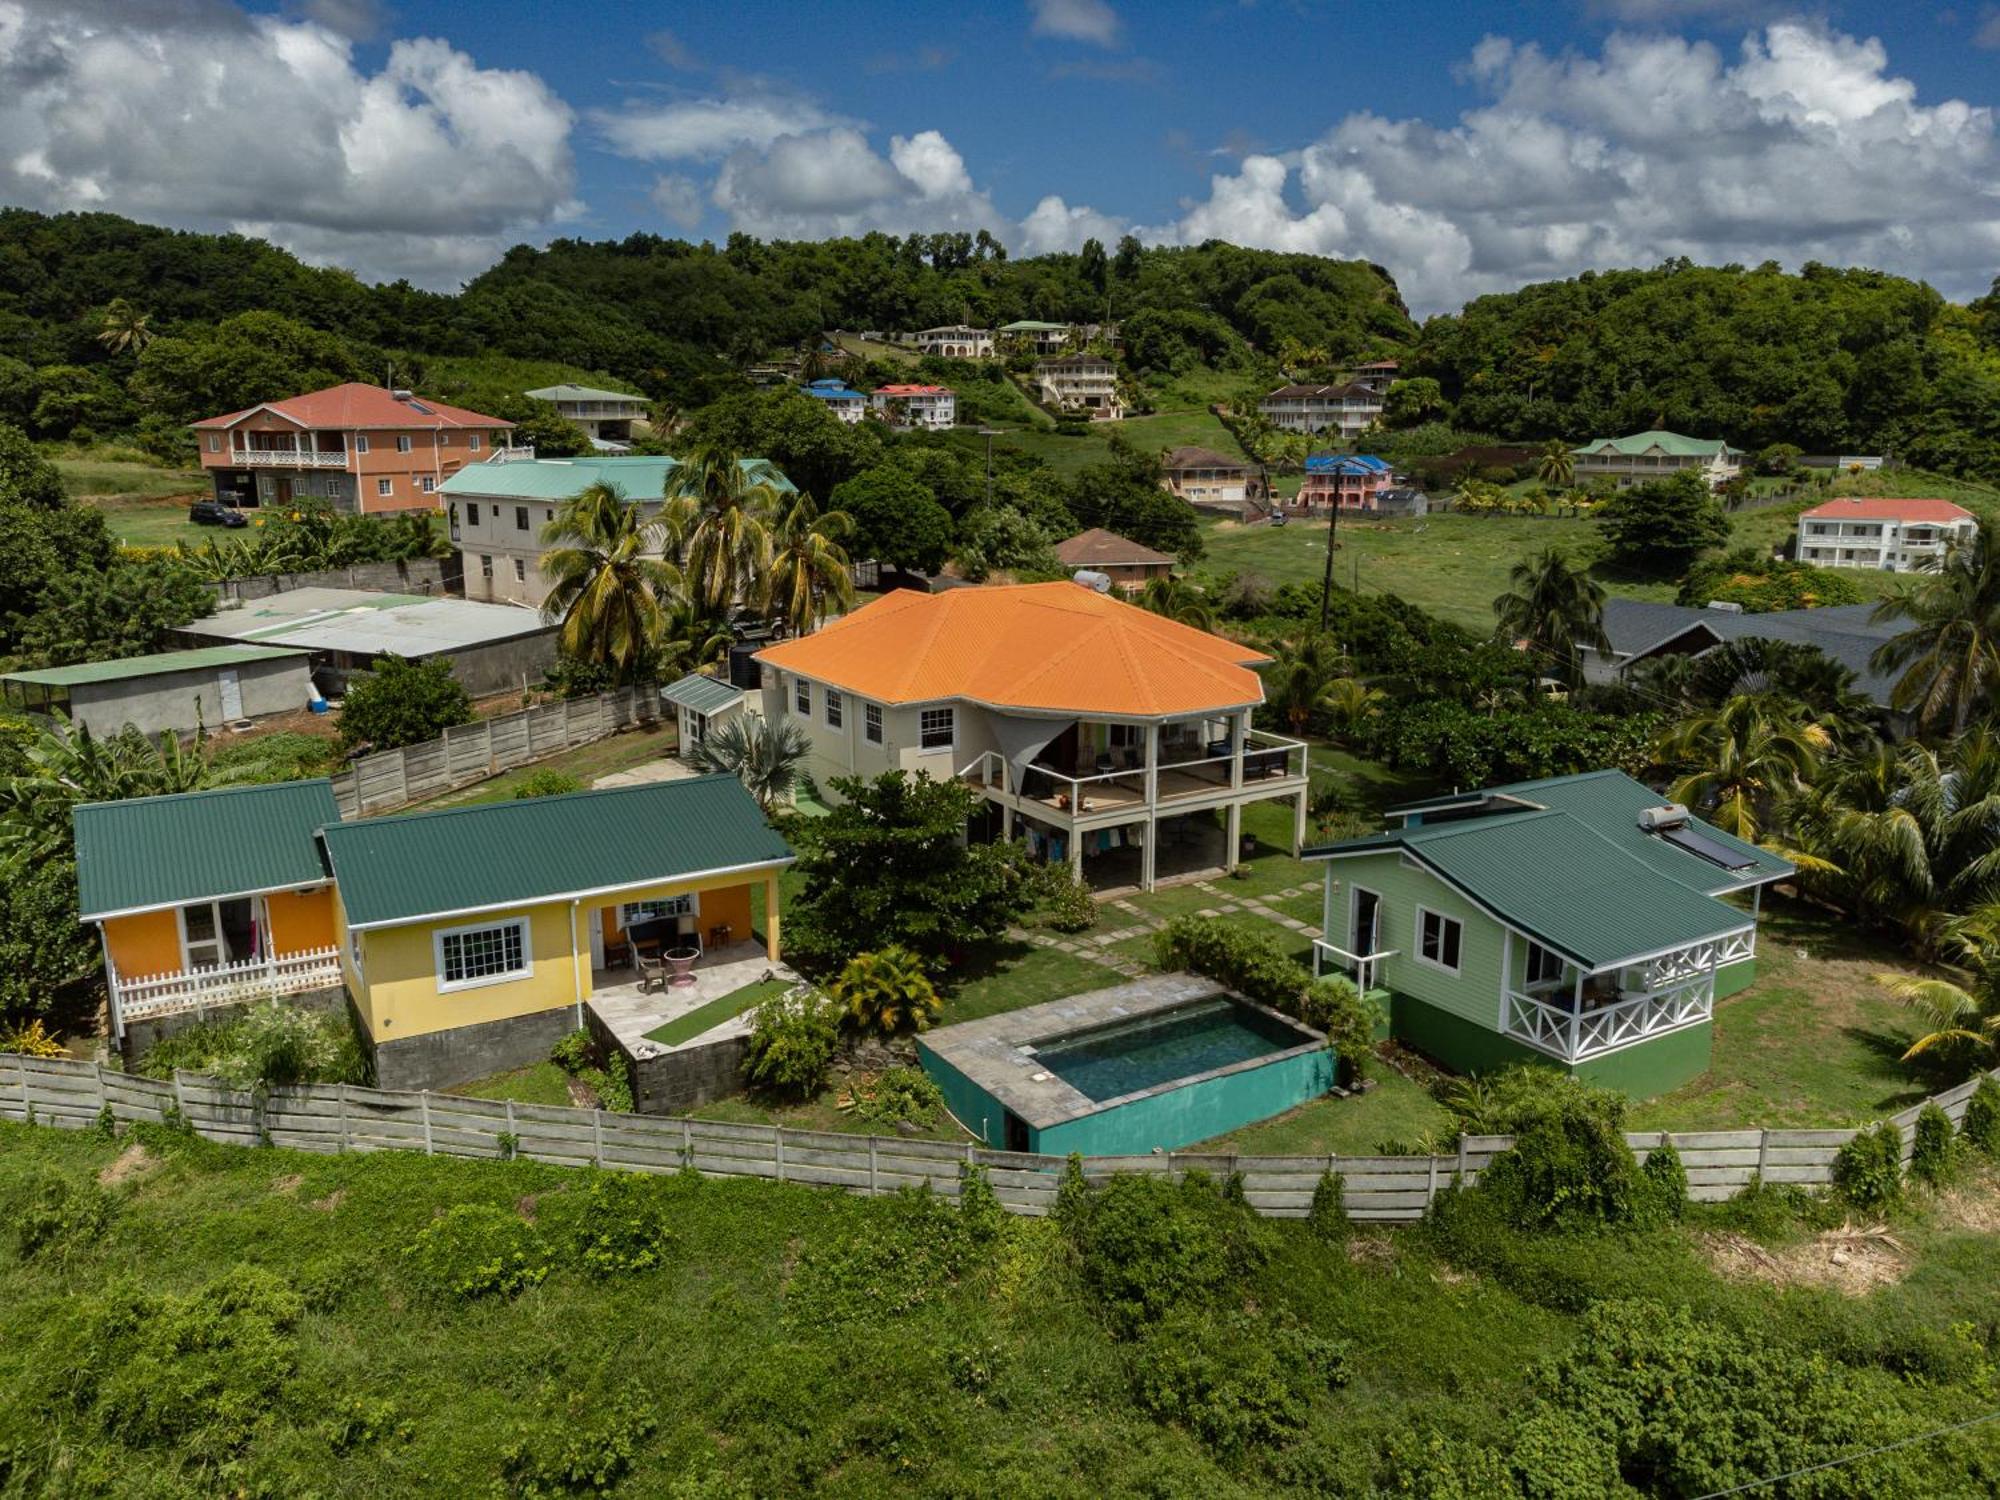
[588,940,799,1062]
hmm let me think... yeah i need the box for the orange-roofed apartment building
[754,582,1310,891]
[192,383,515,516]
[1794,497,1977,573]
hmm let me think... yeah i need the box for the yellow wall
[267,888,336,955]
[103,909,181,978]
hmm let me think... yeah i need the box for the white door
[217,669,243,720]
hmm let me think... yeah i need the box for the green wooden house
[1304,771,1793,1096]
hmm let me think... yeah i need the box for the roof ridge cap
[330,773,736,831]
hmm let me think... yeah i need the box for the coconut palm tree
[538,482,682,683]
[766,493,854,637]
[1535,437,1575,489]
[661,447,788,611]
[1136,575,1214,630]
[1264,635,1349,735]
[1656,694,1829,843]
[1875,955,2000,1064]
[0,714,216,870]
[1491,547,1610,687]
[687,716,812,811]
[1870,518,2000,738]
[1320,676,1386,747]
[94,298,154,355]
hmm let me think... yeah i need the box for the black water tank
[727,641,761,690]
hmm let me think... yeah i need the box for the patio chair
[636,951,669,993]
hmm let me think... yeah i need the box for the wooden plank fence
[329,685,663,819]
[5,1054,1992,1222]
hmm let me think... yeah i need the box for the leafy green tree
[830,946,943,1035]
[686,716,811,812]
[1383,376,1444,428]
[1064,438,1202,560]
[1263,635,1348,734]
[93,298,154,356]
[538,481,682,683]
[829,466,954,574]
[1875,959,1999,1066]
[1533,437,1575,489]
[0,422,63,509]
[1593,470,1730,573]
[1491,547,1609,687]
[18,552,214,666]
[785,771,1034,973]
[673,388,882,501]
[132,310,375,424]
[954,505,1060,581]
[1869,517,2000,737]
[1136,575,1212,630]
[337,656,473,751]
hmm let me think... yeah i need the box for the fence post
[592,1108,604,1167]
[504,1099,516,1157]
[774,1126,785,1183]
[1755,1126,1769,1181]
[1427,1153,1439,1208]
[681,1117,692,1170]
[170,1069,185,1122]
[93,1062,108,1118]
[869,1136,879,1196]
[18,1056,32,1117]
[1456,1133,1468,1182]
[421,1092,433,1155]
[336,1083,350,1152]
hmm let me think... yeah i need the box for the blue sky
[4,1,1998,313]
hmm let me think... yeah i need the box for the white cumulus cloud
[1028,0,1121,47]
[592,93,842,163]
[1018,194,1128,254]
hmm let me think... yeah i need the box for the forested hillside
[1414,260,2000,479]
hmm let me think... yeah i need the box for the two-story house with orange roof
[754,581,1310,892]
[191,382,515,516]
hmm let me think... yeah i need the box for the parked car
[189,501,250,528]
[1269,510,1289,527]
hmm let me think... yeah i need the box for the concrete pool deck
[919,973,1327,1139]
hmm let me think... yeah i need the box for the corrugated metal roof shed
[182,588,551,655]
[321,775,792,928]
[3,644,307,688]
[74,779,340,919]
[660,674,745,715]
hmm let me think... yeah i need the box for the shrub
[1474,1091,1649,1231]
[337,653,473,751]
[1155,916,1308,1011]
[1831,1122,1903,1211]
[11,1169,114,1265]
[1307,1169,1347,1244]
[831,945,942,1035]
[1130,1310,1350,1456]
[784,1186,974,1328]
[1909,1103,1958,1187]
[549,1029,593,1074]
[514,770,584,799]
[548,1030,632,1112]
[740,986,840,1100]
[502,1394,658,1499]
[1438,1064,1626,1136]
[1053,1152,1092,1231]
[135,1001,363,1091]
[1068,1174,1264,1335]
[1296,975,1382,1076]
[856,1066,946,1129]
[1639,1140,1688,1221]
[550,1173,676,1278]
[404,1204,553,1300]
[1025,863,1097,933]
[0,1016,66,1057]
[957,1163,1007,1244]
[1963,1076,2000,1156]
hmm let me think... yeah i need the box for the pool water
[1031,997,1305,1102]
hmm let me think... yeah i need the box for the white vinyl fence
[3,1054,1991,1223]
[330,685,663,819]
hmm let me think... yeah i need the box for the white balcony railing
[1632,931,1752,991]
[1502,973,1714,1063]
[1313,939,1397,994]
[234,448,348,468]
[110,946,345,1031]
[960,731,1308,819]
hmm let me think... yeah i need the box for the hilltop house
[914,325,993,358]
[1293,453,1395,512]
[871,384,956,430]
[754,582,1309,892]
[1794,497,1976,572]
[1258,382,1384,439]
[1306,771,1792,1095]
[1345,359,1401,395]
[1054,529,1176,592]
[1160,446,1263,512]
[999,320,1075,355]
[192,382,515,515]
[76,776,793,1090]
[523,384,649,451]
[801,378,868,424]
[441,455,792,608]
[1572,430,1743,489]
[1036,355,1123,420]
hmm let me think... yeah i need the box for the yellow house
[76,774,794,1090]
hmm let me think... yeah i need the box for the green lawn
[414,722,680,808]
[942,938,1128,1023]
[449,1061,575,1107]
[61,455,210,548]
[645,978,790,1047]
[1207,1066,1456,1156]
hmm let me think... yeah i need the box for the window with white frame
[435,918,530,989]
[469,434,482,452]
[1416,907,1463,974]
[257,473,275,501]
[864,703,883,744]
[376,478,394,498]
[205,434,220,452]
[795,677,811,714]
[396,434,414,453]
[420,475,436,493]
[355,435,370,453]
[620,894,696,927]
[918,706,954,749]
[1524,941,1565,988]
[348,928,365,980]
[513,558,526,582]
[826,690,843,729]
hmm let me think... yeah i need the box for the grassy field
[413,722,681,809]
[57,453,209,548]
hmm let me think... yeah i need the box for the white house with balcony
[1572,430,1743,490]
[1258,382,1384,438]
[1303,771,1793,1096]
[523,384,650,452]
[754,582,1310,892]
[913,325,993,358]
[871,383,956,429]
[1794,496,1977,572]
[1036,355,1123,420]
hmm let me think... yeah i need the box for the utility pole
[979,427,999,509]
[1317,447,1339,633]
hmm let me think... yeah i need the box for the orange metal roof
[754,582,1269,717]
[1799,497,1975,523]
[192,382,514,430]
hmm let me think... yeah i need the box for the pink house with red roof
[1795,496,1977,573]
[191,382,515,516]
[870,383,956,430]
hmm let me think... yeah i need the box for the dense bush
[1153,916,1378,1076]
[545,1173,676,1279]
[337,654,474,752]
[1832,1122,1904,1211]
[514,770,584,799]
[1909,1103,1958,1187]
[1129,1310,1349,1457]
[784,1185,975,1329]
[1438,1063,1627,1136]
[134,1001,364,1091]
[1065,1173,1269,1336]
[1023,862,1098,934]
[740,985,840,1100]
[1962,1075,2000,1155]
[830,946,942,1036]
[10,1168,114,1265]
[404,1204,554,1301]
[1464,1088,1678,1232]
[855,1067,946,1130]
[502,1395,659,1500]
[1639,1141,1688,1221]
[1307,1169,1346,1244]
[548,1029,634,1112]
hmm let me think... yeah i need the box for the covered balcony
[1498,930,1754,1064]
[232,434,349,468]
[109,947,345,1034]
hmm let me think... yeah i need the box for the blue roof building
[801,378,867,424]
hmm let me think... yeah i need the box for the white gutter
[339,855,796,932]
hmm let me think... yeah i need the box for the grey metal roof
[660,673,744,714]
[524,384,646,404]
[182,588,551,656]
[1599,598,1902,706]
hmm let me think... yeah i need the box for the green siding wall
[1033,1048,1335,1156]
[1388,990,1546,1074]
[1571,1020,1712,1097]
[1714,956,1756,999]
[1325,854,1506,1029]
[1389,988,1714,1098]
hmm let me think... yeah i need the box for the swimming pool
[918,974,1335,1156]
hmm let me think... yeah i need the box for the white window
[435,918,531,990]
[1524,941,1565,988]
[257,473,275,501]
[620,895,696,927]
[480,555,493,580]
[864,703,883,744]
[469,434,482,452]
[826,690,843,729]
[396,435,413,453]
[376,478,394,498]
[420,475,436,494]
[513,558,526,582]
[1416,907,1463,975]
[205,434,220,452]
[795,678,811,714]
[348,928,364,979]
[919,706,954,750]
[355,435,370,454]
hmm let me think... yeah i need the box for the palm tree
[1870,518,2000,737]
[766,493,854,637]
[538,482,682,683]
[94,298,154,355]
[0,714,216,870]
[1136,575,1214,630]
[687,716,812,811]
[1875,955,2000,1064]
[1656,694,1829,843]
[661,447,788,611]
[1491,548,1610,687]
[1319,676,1386,747]
[1535,437,1575,489]
[1264,635,1349,735]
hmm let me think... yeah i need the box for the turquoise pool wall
[1032,1046,1334,1156]
[921,1045,1009,1147]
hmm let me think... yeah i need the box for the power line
[1691,1407,2000,1499]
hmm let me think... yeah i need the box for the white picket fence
[2,1054,1991,1222]
[110,947,344,1026]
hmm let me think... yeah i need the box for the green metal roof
[1573,429,1737,458]
[998,320,1070,333]
[320,775,793,928]
[660,673,745,715]
[438,456,792,503]
[1309,770,1788,970]
[523,384,646,404]
[75,779,340,920]
[3,645,307,689]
